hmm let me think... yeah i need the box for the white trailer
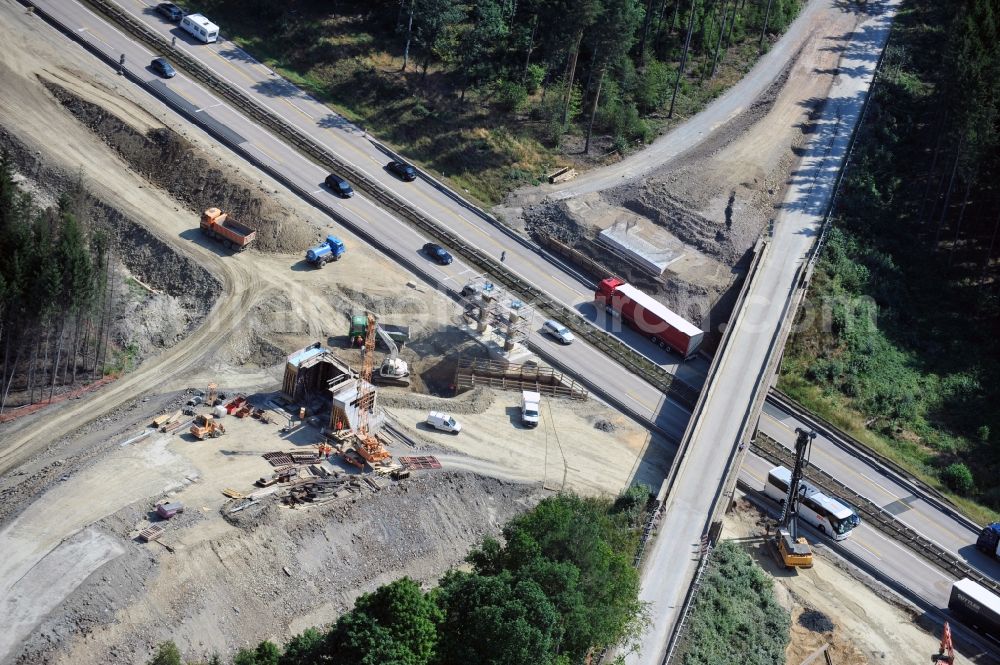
[180,14,219,43]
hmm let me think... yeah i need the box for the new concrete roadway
[626,3,902,663]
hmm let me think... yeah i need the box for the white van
[426,411,461,434]
[180,13,219,43]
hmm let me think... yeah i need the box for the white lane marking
[194,102,224,113]
[311,189,323,194]
[858,471,902,500]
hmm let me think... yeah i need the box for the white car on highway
[543,319,574,345]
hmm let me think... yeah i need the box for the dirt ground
[1,390,545,664]
[382,389,672,496]
[723,499,973,665]
[501,1,864,333]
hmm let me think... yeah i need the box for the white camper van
[180,13,219,43]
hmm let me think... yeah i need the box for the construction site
[0,0,987,664]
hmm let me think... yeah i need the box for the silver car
[543,319,574,344]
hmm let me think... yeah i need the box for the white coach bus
[763,466,861,540]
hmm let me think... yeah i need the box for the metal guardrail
[751,433,1000,598]
[766,390,983,534]
[78,0,701,410]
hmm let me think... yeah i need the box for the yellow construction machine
[190,414,226,440]
[774,428,816,568]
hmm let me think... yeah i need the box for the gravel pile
[799,608,835,633]
[380,386,495,415]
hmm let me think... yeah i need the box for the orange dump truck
[200,208,256,251]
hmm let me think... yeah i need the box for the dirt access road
[516,0,858,204]
[0,0,441,477]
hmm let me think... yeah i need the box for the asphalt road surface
[626,3,902,663]
[91,0,715,389]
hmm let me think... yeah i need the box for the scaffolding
[460,276,535,351]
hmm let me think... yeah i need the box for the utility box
[156,502,185,519]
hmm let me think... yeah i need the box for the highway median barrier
[751,433,1000,599]
[75,0,701,415]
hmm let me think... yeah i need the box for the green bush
[524,64,546,95]
[678,542,789,665]
[148,642,182,665]
[635,59,673,114]
[941,463,975,495]
[494,81,529,114]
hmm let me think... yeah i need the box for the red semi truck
[595,277,703,358]
[200,208,256,251]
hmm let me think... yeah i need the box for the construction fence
[453,356,588,400]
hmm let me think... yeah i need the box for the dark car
[423,243,453,265]
[324,173,354,198]
[388,161,417,182]
[151,57,177,78]
[155,2,184,21]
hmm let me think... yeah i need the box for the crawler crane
[774,428,817,568]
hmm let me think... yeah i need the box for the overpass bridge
[625,2,901,663]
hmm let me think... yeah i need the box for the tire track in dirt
[0,253,259,475]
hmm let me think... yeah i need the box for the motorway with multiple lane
[16,0,1000,661]
[90,0,715,389]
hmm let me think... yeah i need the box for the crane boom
[780,428,815,538]
[354,312,390,465]
[774,428,816,568]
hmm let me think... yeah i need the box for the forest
[187,0,802,202]
[146,490,650,665]
[0,154,117,415]
[781,0,1000,520]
